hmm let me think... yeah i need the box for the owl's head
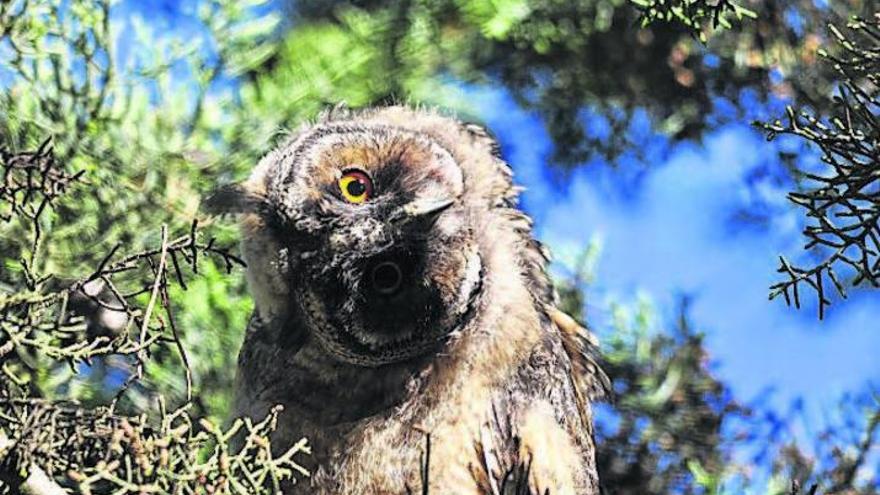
[207,106,545,367]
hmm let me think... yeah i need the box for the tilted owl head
[206,106,550,367]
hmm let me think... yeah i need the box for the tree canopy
[1,0,878,493]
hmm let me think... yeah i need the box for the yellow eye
[338,169,374,204]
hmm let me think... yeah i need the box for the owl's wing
[471,410,564,495]
[473,396,602,495]
[467,308,609,495]
[546,305,612,406]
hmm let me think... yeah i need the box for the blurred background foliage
[1,0,879,493]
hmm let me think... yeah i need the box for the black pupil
[346,177,367,197]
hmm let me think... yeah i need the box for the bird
[205,105,609,494]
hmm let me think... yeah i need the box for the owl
[205,105,609,494]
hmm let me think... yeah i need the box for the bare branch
[760,15,880,318]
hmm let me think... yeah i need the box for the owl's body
[209,106,607,494]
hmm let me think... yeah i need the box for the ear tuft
[462,121,502,158]
[201,183,268,216]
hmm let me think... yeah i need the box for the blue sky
[472,86,880,456]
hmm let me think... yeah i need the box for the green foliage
[598,297,738,494]
[0,140,307,494]
[1,399,309,494]
[0,5,300,492]
[0,0,281,422]
[630,0,756,42]
[554,242,737,494]
[286,0,869,165]
[146,262,253,421]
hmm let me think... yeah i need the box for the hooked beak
[391,197,455,225]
